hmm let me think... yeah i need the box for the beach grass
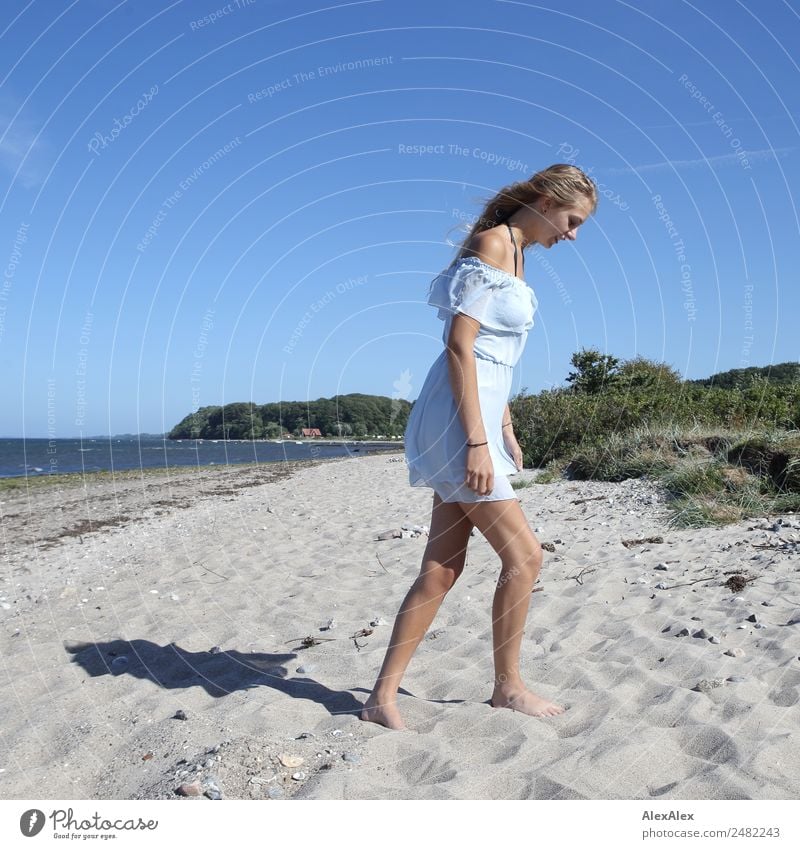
[520,424,800,528]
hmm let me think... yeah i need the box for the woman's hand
[503,427,524,471]
[465,444,494,496]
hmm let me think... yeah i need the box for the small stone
[291,771,306,781]
[746,614,757,623]
[724,648,745,657]
[655,564,668,571]
[296,732,316,739]
[209,646,222,654]
[278,753,304,768]
[176,781,203,797]
[204,787,222,800]
[737,624,747,629]
[320,618,336,631]
[654,582,669,590]
[675,628,690,637]
[727,676,746,683]
[692,678,725,694]
[369,617,387,627]
[342,751,362,764]
[692,628,710,639]
[690,616,702,621]
[709,635,721,644]
[267,786,285,799]
[173,710,188,721]
[296,664,315,674]
[754,623,766,629]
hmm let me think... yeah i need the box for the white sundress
[404,255,539,503]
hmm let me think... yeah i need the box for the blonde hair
[448,163,598,264]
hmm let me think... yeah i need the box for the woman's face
[537,195,593,247]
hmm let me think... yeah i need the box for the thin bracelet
[466,440,488,447]
[502,421,513,428]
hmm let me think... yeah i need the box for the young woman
[361,164,598,730]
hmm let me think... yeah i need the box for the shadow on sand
[63,638,365,717]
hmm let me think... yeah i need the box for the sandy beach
[1,451,799,800]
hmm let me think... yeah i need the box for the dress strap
[505,222,520,277]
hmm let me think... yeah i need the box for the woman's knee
[417,557,465,594]
[500,543,543,583]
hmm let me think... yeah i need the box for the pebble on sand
[176,781,203,797]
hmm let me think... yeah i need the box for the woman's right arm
[446,313,494,496]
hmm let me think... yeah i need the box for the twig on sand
[570,566,596,585]
[658,575,720,590]
[287,636,337,648]
[571,495,606,505]
[375,553,390,573]
[350,627,374,651]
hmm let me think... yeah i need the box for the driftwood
[621,535,664,549]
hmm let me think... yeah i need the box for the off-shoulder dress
[404,253,538,503]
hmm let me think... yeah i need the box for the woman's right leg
[457,497,565,717]
[360,492,474,730]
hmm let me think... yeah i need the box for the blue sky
[1,0,798,438]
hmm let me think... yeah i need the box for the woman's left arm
[502,404,524,470]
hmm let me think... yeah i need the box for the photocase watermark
[677,73,751,170]
[74,312,93,428]
[87,84,158,156]
[741,283,754,366]
[397,142,529,174]
[190,308,215,421]
[283,274,369,355]
[247,55,393,102]
[189,0,256,31]
[136,136,242,252]
[526,247,572,307]
[556,143,629,210]
[47,378,57,474]
[0,220,29,342]
[19,806,158,837]
[652,193,696,322]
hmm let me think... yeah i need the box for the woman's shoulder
[457,228,513,275]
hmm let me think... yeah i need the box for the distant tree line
[168,393,412,440]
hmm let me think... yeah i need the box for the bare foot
[360,694,407,730]
[491,684,566,717]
